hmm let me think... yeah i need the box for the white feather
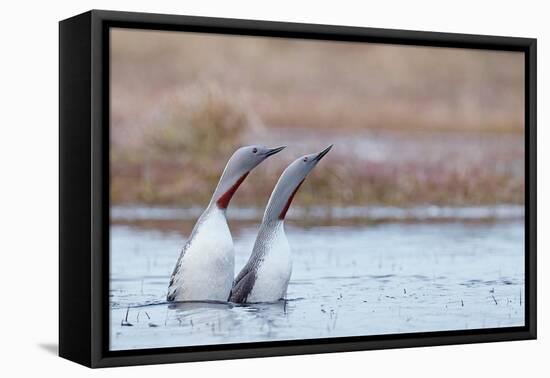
[169,207,234,301]
[248,222,292,303]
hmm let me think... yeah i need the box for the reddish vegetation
[109,29,525,208]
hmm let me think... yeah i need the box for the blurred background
[109,27,526,350]
[110,28,524,226]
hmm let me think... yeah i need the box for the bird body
[230,145,332,303]
[167,145,285,302]
[248,222,292,302]
[168,206,234,301]
[231,221,292,303]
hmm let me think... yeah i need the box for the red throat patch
[279,179,305,220]
[216,172,249,209]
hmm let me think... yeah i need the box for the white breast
[248,223,292,303]
[171,207,234,301]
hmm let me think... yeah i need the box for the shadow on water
[143,299,294,340]
[166,299,295,332]
[168,300,233,311]
[167,299,292,314]
[235,299,291,313]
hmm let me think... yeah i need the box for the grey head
[211,145,286,209]
[263,145,333,222]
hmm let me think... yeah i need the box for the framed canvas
[59,10,537,368]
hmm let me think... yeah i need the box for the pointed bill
[314,144,333,162]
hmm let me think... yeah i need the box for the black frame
[59,9,537,368]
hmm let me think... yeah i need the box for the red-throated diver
[229,145,333,303]
[167,145,286,302]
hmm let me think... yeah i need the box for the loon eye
[303,157,308,162]
[252,148,258,154]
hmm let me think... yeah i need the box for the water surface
[110,210,524,351]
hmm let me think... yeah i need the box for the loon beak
[264,145,286,157]
[314,144,333,162]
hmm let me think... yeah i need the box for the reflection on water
[110,216,525,351]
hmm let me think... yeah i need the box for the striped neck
[214,172,249,210]
[262,178,305,224]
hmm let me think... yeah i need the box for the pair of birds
[166,144,332,304]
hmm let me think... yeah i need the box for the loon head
[264,144,333,221]
[213,145,286,209]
